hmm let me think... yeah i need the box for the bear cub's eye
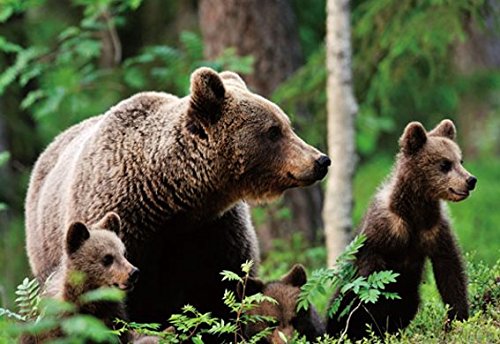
[267,125,282,142]
[102,254,114,267]
[439,159,452,173]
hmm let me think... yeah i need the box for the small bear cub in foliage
[240,264,325,343]
[327,120,476,339]
[22,212,139,343]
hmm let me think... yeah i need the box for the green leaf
[21,90,45,109]
[359,289,381,304]
[220,270,242,283]
[0,151,10,166]
[0,6,14,23]
[127,0,143,10]
[124,67,146,89]
[79,287,125,304]
[39,297,76,316]
[241,260,254,274]
[0,307,25,321]
[0,35,21,53]
[278,331,288,343]
[58,26,81,41]
[15,317,59,335]
[61,314,118,343]
[192,335,204,344]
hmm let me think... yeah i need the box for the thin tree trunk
[324,0,358,267]
[199,0,324,251]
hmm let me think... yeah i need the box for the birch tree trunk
[324,0,358,267]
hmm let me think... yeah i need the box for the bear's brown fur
[241,264,325,343]
[21,212,139,343]
[25,67,330,325]
[326,119,476,339]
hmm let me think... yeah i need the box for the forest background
[0,0,499,342]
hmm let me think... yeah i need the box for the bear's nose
[129,267,140,284]
[315,155,331,168]
[466,176,477,190]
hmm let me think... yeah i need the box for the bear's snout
[466,176,477,191]
[314,154,331,180]
[128,267,140,285]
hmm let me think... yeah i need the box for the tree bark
[199,0,302,96]
[453,0,500,157]
[324,0,358,267]
[199,0,324,250]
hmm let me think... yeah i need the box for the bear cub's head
[399,119,477,202]
[65,212,139,291]
[239,264,324,343]
[187,67,330,202]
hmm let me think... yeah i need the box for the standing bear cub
[25,67,330,326]
[327,120,476,339]
[21,212,139,343]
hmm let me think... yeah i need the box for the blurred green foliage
[275,0,500,157]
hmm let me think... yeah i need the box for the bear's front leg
[430,222,469,322]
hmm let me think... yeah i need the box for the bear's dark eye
[440,159,452,173]
[102,254,114,267]
[267,125,282,142]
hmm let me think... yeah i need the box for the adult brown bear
[25,67,330,326]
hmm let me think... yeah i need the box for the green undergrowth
[1,245,498,343]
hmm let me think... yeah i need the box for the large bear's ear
[66,222,90,255]
[429,119,456,141]
[95,212,121,236]
[237,277,265,299]
[281,264,307,287]
[219,71,248,91]
[399,122,427,155]
[188,67,226,127]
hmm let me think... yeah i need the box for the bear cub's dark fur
[241,264,325,343]
[327,120,476,339]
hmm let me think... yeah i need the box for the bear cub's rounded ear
[399,121,427,156]
[219,71,248,91]
[189,67,226,126]
[95,212,121,236]
[237,276,265,299]
[429,119,456,141]
[66,222,90,254]
[281,264,307,287]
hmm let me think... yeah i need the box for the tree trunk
[324,0,358,267]
[199,0,302,95]
[453,1,500,158]
[199,0,324,251]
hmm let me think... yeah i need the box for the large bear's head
[65,212,139,292]
[398,119,477,202]
[186,67,330,202]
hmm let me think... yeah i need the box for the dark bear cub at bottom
[240,264,325,343]
[21,212,140,344]
[327,119,476,340]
